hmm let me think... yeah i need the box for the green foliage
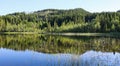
[0,8,120,33]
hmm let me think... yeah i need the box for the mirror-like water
[0,34,120,66]
[0,48,120,66]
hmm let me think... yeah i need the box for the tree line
[0,8,120,33]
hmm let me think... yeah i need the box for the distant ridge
[8,8,90,16]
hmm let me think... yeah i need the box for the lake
[0,34,120,66]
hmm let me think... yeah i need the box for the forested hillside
[0,8,120,33]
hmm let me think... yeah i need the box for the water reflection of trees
[0,35,120,54]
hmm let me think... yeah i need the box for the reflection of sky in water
[80,51,120,66]
[0,48,120,66]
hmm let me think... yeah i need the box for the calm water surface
[0,34,120,66]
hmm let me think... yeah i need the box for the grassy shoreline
[43,33,120,36]
[0,32,39,34]
[0,32,120,37]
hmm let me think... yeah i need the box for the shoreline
[0,32,39,34]
[43,33,120,36]
[0,32,120,36]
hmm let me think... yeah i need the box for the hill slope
[0,8,120,33]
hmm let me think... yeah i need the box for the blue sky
[0,0,120,15]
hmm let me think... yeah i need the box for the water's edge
[0,32,120,37]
